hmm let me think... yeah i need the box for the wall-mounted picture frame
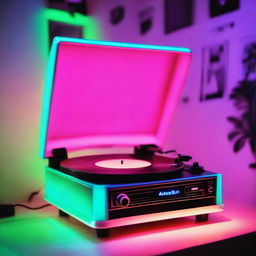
[48,21,83,48]
[45,8,99,51]
[209,0,240,18]
[164,0,193,34]
[46,0,88,15]
[200,41,229,101]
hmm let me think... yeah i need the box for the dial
[208,185,215,193]
[116,193,130,208]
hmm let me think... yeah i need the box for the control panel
[108,177,217,219]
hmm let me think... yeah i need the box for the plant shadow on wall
[228,41,256,168]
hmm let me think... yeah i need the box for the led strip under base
[91,204,224,229]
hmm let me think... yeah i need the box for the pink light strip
[92,204,224,229]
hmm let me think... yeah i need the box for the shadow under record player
[40,37,223,238]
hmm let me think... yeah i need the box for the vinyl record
[60,154,183,184]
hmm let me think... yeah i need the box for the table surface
[0,200,255,256]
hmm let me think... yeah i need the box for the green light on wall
[40,8,100,60]
[45,8,100,40]
[39,38,58,159]
[39,9,100,153]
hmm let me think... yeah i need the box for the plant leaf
[228,131,241,141]
[233,136,247,153]
[227,116,244,129]
[249,163,256,169]
[249,139,256,153]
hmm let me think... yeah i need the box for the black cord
[14,203,51,210]
[27,187,43,202]
[28,190,40,202]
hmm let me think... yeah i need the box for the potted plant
[227,41,256,168]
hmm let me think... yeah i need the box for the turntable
[40,37,223,237]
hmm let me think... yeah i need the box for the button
[208,186,214,193]
[190,162,204,174]
[116,193,130,208]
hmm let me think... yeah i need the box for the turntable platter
[60,154,183,184]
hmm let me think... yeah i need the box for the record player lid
[40,37,191,158]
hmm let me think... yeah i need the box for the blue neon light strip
[216,173,222,205]
[106,173,220,188]
[39,38,59,158]
[53,36,191,53]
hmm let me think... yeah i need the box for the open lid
[40,37,191,158]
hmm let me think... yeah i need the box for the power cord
[0,203,51,218]
[14,203,51,210]
[0,187,51,218]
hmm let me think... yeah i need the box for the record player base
[45,167,223,237]
[58,208,219,237]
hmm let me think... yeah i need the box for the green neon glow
[0,215,97,255]
[93,185,107,221]
[45,167,107,225]
[216,173,222,205]
[45,8,100,40]
[40,9,100,158]
[38,8,100,64]
[39,39,59,158]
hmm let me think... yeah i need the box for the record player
[40,37,223,238]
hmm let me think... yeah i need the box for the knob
[190,162,204,174]
[116,193,130,208]
[208,185,214,193]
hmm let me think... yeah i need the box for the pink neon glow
[45,42,191,157]
[96,201,255,255]
[93,204,223,229]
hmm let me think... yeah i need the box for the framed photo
[45,8,99,51]
[200,41,229,101]
[209,0,240,17]
[46,0,88,15]
[48,21,83,48]
[164,0,193,34]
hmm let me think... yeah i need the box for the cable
[27,190,41,202]
[14,203,51,210]
[27,187,44,202]
[1,203,51,218]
